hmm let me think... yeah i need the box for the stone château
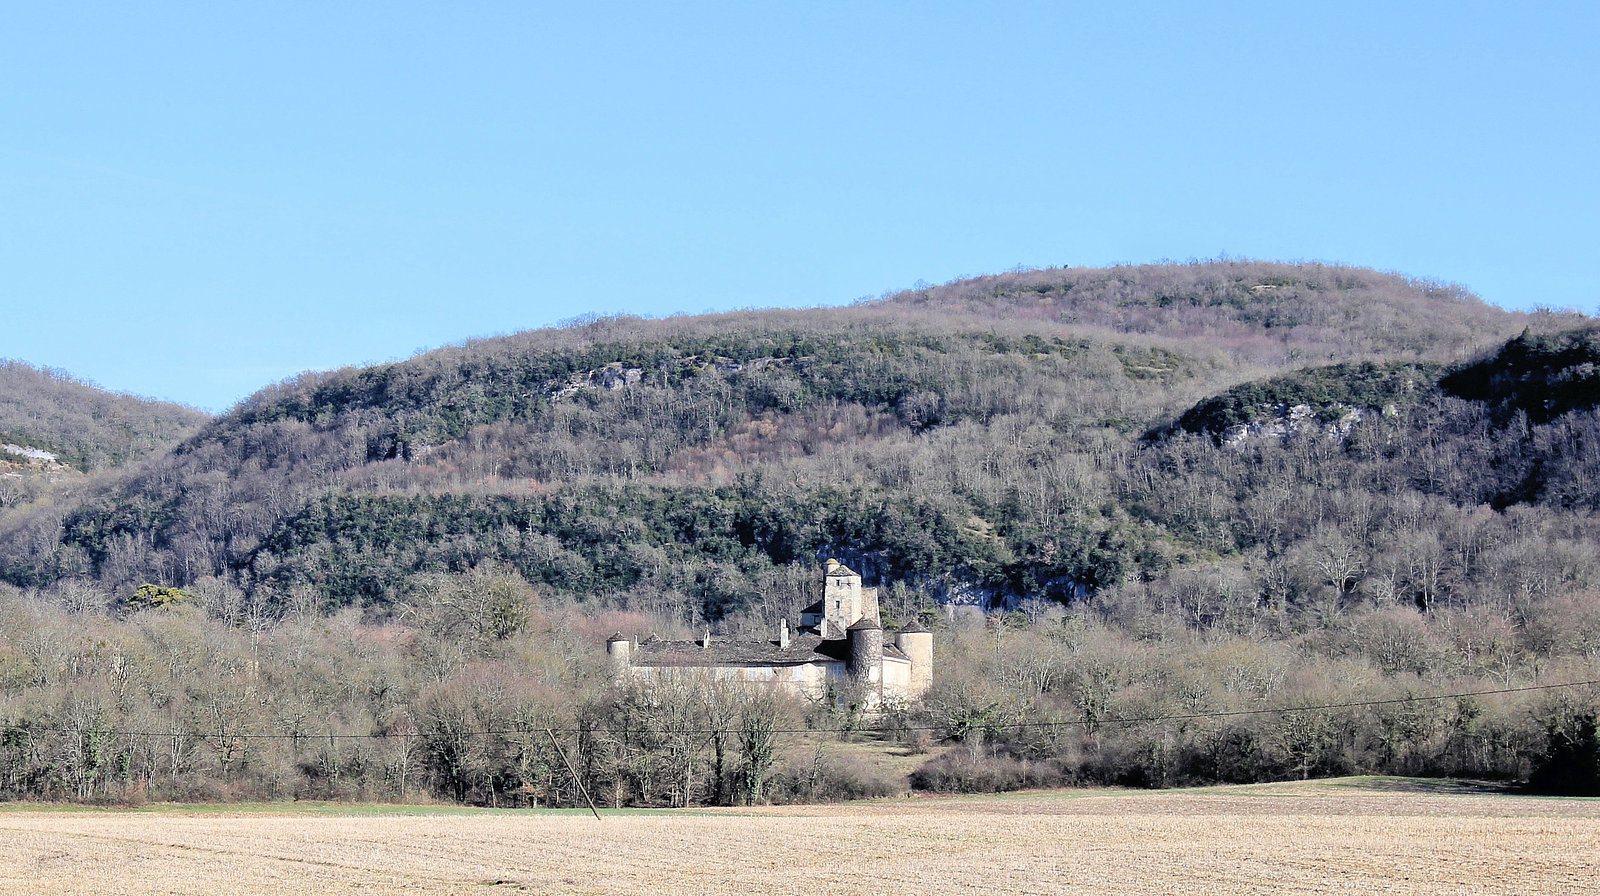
[606,560,932,708]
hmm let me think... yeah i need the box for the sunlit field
[1,778,1596,895]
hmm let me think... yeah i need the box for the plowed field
[2,778,1596,895]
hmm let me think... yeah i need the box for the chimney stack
[779,618,791,649]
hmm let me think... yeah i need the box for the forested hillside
[0,361,209,523]
[3,260,1599,805]
[0,261,1540,616]
[0,361,208,472]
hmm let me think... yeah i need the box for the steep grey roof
[898,620,930,634]
[800,599,824,616]
[631,633,909,668]
[826,562,859,578]
[846,617,881,631]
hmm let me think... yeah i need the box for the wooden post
[545,728,601,821]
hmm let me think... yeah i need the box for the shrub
[1528,709,1600,796]
[768,748,903,803]
[910,744,1072,793]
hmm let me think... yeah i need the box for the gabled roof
[631,633,908,668]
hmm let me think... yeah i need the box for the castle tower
[846,616,884,690]
[605,632,632,679]
[823,559,864,627]
[894,620,933,700]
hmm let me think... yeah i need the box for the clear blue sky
[3,1,1596,412]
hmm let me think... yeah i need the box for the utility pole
[545,728,601,821]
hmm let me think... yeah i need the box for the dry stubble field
[1,778,1597,896]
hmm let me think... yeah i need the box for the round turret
[846,617,883,684]
[894,621,934,700]
[605,632,632,678]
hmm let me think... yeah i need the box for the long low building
[606,560,933,708]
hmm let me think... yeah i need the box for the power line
[9,678,1598,742]
[990,677,1600,731]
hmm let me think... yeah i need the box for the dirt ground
[1,778,1597,895]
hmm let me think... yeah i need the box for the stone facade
[607,561,933,708]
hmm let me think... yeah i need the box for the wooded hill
[0,361,207,472]
[0,261,1577,624]
[0,361,208,525]
[5,259,1600,803]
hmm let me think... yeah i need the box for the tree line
[1,559,1596,804]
